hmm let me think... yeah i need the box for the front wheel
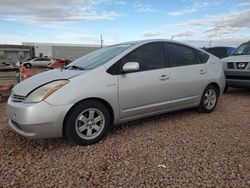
[65,100,111,145]
[198,85,219,113]
[24,63,32,68]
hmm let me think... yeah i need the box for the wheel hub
[75,108,105,140]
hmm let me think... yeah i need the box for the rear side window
[196,50,209,63]
[167,43,198,67]
[122,42,165,71]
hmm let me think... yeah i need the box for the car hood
[221,55,250,63]
[13,69,84,96]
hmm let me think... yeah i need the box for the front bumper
[226,79,250,88]
[225,71,250,88]
[7,98,72,139]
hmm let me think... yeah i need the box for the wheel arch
[62,97,114,135]
[208,82,221,96]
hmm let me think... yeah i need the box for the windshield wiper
[64,65,85,70]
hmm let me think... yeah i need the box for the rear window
[196,50,209,63]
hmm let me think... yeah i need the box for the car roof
[205,46,235,49]
[110,39,199,49]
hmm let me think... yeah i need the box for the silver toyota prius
[7,40,225,145]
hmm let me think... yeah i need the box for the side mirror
[122,62,139,73]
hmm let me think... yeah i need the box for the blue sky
[0,0,250,47]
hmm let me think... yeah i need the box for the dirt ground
[0,73,249,187]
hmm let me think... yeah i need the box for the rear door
[165,42,208,107]
[113,42,172,119]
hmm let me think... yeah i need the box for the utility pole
[100,34,103,48]
[209,40,212,47]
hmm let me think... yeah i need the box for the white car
[23,57,52,68]
[7,39,225,145]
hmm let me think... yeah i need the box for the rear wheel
[198,85,219,113]
[65,100,111,145]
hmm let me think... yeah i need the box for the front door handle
[200,69,206,75]
[159,74,169,81]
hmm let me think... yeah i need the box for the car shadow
[110,108,197,134]
[224,88,250,96]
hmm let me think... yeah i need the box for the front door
[118,42,171,119]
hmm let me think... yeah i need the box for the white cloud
[166,8,250,47]
[173,30,196,37]
[238,2,250,6]
[142,31,162,37]
[168,1,220,16]
[133,3,158,13]
[181,36,250,48]
[0,0,120,24]
[168,9,250,35]
[0,31,120,45]
[168,8,198,16]
[115,1,127,5]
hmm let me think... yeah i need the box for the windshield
[68,44,131,70]
[232,43,250,56]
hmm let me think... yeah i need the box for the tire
[224,85,229,93]
[198,85,219,113]
[65,100,111,145]
[25,63,31,68]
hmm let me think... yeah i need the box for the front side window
[122,42,165,72]
[232,42,250,56]
[167,43,198,67]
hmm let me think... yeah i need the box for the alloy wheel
[204,89,217,110]
[75,108,105,140]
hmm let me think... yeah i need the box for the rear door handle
[200,69,206,75]
[159,74,169,81]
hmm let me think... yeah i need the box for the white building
[22,42,101,60]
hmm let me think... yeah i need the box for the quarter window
[167,43,198,67]
[196,50,209,63]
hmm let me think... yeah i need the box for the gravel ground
[0,88,250,187]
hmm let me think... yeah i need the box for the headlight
[25,80,69,103]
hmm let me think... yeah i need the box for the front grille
[11,94,25,103]
[227,62,234,69]
[236,62,248,69]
